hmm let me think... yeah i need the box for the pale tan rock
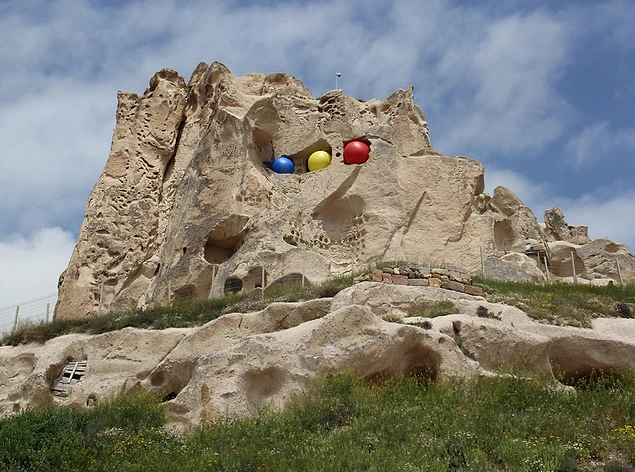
[500,252,546,282]
[543,207,591,245]
[575,238,635,283]
[55,63,635,319]
[5,283,635,429]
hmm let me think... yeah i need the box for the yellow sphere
[308,150,332,171]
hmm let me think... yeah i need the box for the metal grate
[51,360,88,396]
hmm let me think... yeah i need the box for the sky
[1,0,634,308]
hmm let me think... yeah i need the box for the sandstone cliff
[55,62,635,319]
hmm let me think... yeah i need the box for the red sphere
[343,140,370,164]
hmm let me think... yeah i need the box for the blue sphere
[270,156,294,174]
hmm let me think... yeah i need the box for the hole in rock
[51,360,88,396]
[550,338,630,387]
[241,266,268,293]
[364,342,441,383]
[554,366,627,389]
[224,277,243,294]
[174,284,196,302]
[148,360,196,399]
[204,215,250,264]
[163,154,175,184]
[312,195,365,242]
[493,219,515,252]
[286,139,332,174]
[162,392,177,402]
[267,273,307,290]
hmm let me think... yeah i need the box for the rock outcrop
[55,62,635,319]
[4,283,635,430]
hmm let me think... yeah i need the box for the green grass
[4,271,635,345]
[473,276,635,328]
[1,277,351,346]
[2,372,635,471]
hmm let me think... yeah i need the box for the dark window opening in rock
[174,284,196,302]
[253,127,275,168]
[224,277,243,294]
[204,215,250,264]
[242,267,268,293]
[51,360,88,396]
[162,392,177,402]
[182,247,187,255]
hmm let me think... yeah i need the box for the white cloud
[0,227,76,307]
[432,9,571,158]
[557,190,635,253]
[484,167,553,214]
[566,121,635,167]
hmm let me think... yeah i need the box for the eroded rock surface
[5,283,635,429]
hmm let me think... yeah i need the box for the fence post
[210,264,216,299]
[98,281,104,316]
[571,251,577,285]
[544,256,551,284]
[302,252,306,288]
[261,266,265,301]
[12,306,20,333]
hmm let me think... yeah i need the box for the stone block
[408,278,429,287]
[382,273,393,284]
[464,285,485,297]
[393,274,409,285]
[372,269,384,282]
[428,278,442,288]
[441,280,465,292]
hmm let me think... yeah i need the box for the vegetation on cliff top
[2,269,635,346]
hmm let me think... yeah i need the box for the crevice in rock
[204,215,250,264]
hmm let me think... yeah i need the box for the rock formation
[4,283,635,429]
[55,62,635,319]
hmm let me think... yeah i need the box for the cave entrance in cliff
[51,360,88,396]
[204,215,250,264]
[363,343,441,384]
[224,277,243,294]
[242,266,268,293]
[288,139,333,175]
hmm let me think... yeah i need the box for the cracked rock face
[4,283,635,430]
[55,62,541,319]
[55,62,634,319]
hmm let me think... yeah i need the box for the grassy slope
[2,275,635,470]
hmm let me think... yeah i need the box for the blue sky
[1,0,634,307]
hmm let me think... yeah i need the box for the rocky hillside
[54,62,635,320]
[3,282,635,430]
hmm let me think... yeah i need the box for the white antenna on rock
[335,72,341,90]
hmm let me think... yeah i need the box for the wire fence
[0,293,57,335]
